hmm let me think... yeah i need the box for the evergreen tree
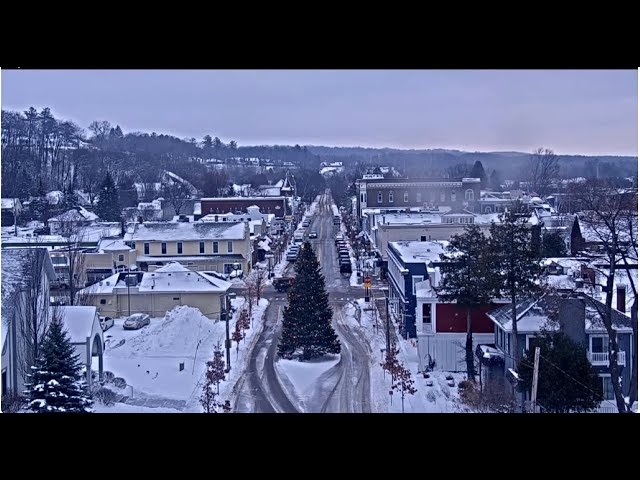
[436,224,496,380]
[542,232,568,257]
[278,242,341,360]
[26,319,93,413]
[518,331,602,412]
[114,125,124,138]
[95,172,120,221]
[469,160,488,189]
[488,202,543,368]
[489,169,502,191]
[60,186,81,212]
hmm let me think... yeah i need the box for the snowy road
[235,191,373,413]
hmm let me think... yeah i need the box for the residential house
[1,198,23,226]
[55,306,104,386]
[2,248,56,396]
[124,221,252,274]
[386,241,447,338]
[414,273,501,373]
[48,207,99,235]
[80,262,231,320]
[483,293,634,412]
[355,177,482,220]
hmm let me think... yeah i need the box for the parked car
[309,231,318,239]
[123,313,151,330]
[34,226,50,235]
[273,277,295,292]
[99,316,114,331]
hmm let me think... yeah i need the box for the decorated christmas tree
[26,319,93,413]
[278,241,341,360]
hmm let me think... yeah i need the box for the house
[81,237,138,286]
[1,198,23,226]
[47,207,99,235]
[55,306,104,386]
[1,223,122,250]
[355,177,482,220]
[198,196,289,219]
[482,293,634,412]
[124,221,252,274]
[386,241,448,338]
[199,205,273,236]
[79,262,231,320]
[2,248,56,396]
[414,274,501,373]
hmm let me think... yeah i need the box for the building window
[430,191,436,202]
[465,189,475,201]
[199,241,205,254]
[598,375,615,401]
[451,192,456,202]
[224,263,235,274]
[412,275,424,295]
[377,192,383,204]
[173,297,180,301]
[404,192,409,203]
[361,193,365,203]
[227,241,233,253]
[422,303,432,324]
[161,242,167,255]
[177,242,183,254]
[389,192,394,203]
[100,299,106,305]
[213,241,219,254]
[416,192,422,203]
[144,242,150,255]
[421,236,427,242]
[440,192,446,202]
[591,336,607,353]
[118,254,124,262]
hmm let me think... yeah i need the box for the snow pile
[143,306,217,356]
[276,356,340,410]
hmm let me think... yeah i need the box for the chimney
[616,284,626,313]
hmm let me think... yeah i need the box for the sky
[1,69,637,156]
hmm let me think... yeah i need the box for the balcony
[589,351,626,366]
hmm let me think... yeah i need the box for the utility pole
[224,295,231,373]
[530,346,540,413]
[385,294,391,355]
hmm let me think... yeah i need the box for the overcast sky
[1,69,637,156]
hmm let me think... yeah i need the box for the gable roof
[56,306,99,343]
[49,207,99,223]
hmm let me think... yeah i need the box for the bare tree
[570,178,637,412]
[245,267,267,305]
[56,221,87,306]
[528,147,559,198]
[162,181,191,216]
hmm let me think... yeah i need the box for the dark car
[273,277,295,292]
[308,231,318,239]
[340,262,352,274]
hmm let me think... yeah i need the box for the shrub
[94,387,117,406]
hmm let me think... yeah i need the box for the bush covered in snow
[112,377,127,389]
[94,387,117,406]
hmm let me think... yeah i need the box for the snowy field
[96,298,269,413]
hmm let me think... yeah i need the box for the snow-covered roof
[388,241,448,264]
[200,196,285,201]
[46,191,63,205]
[98,238,132,252]
[154,262,190,273]
[257,240,271,251]
[1,198,19,209]
[57,306,98,343]
[256,186,281,196]
[124,221,246,241]
[49,207,99,223]
[479,344,504,360]
[80,273,121,295]
[138,199,162,211]
[139,270,231,293]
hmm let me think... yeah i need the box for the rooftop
[388,240,448,264]
[124,221,246,241]
[56,306,98,343]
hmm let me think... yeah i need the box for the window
[227,241,233,253]
[451,192,456,202]
[199,241,205,254]
[404,192,409,203]
[416,192,422,203]
[599,374,615,400]
[591,336,606,353]
[224,263,235,274]
[100,299,106,305]
[361,193,365,203]
[131,242,135,249]
[177,242,183,254]
[440,192,446,202]
[412,275,424,295]
[144,242,150,255]
[389,192,394,203]
[526,335,543,353]
[377,192,383,204]
[161,242,167,254]
[118,254,124,262]
[422,303,432,324]
[465,189,475,201]
[213,241,219,254]
[421,236,427,242]
[173,297,180,301]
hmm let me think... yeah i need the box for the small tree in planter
[381,346,417,413]
[231,321,244,358]
[200,344,230,413]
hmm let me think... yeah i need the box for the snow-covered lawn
[97,298,270,413]
[93,403,181,413]
[275,356,340,412]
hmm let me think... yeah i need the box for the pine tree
[95,172,120,221]
[542,232,568,257]
[488,202,543,368]
[436,224,496,381]
[278,241,341,360]
[26,319,93,413]
[489,169,502,191]
[517,331,602,412]
[469,161,488,189]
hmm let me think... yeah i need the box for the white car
[99,316,114,331]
